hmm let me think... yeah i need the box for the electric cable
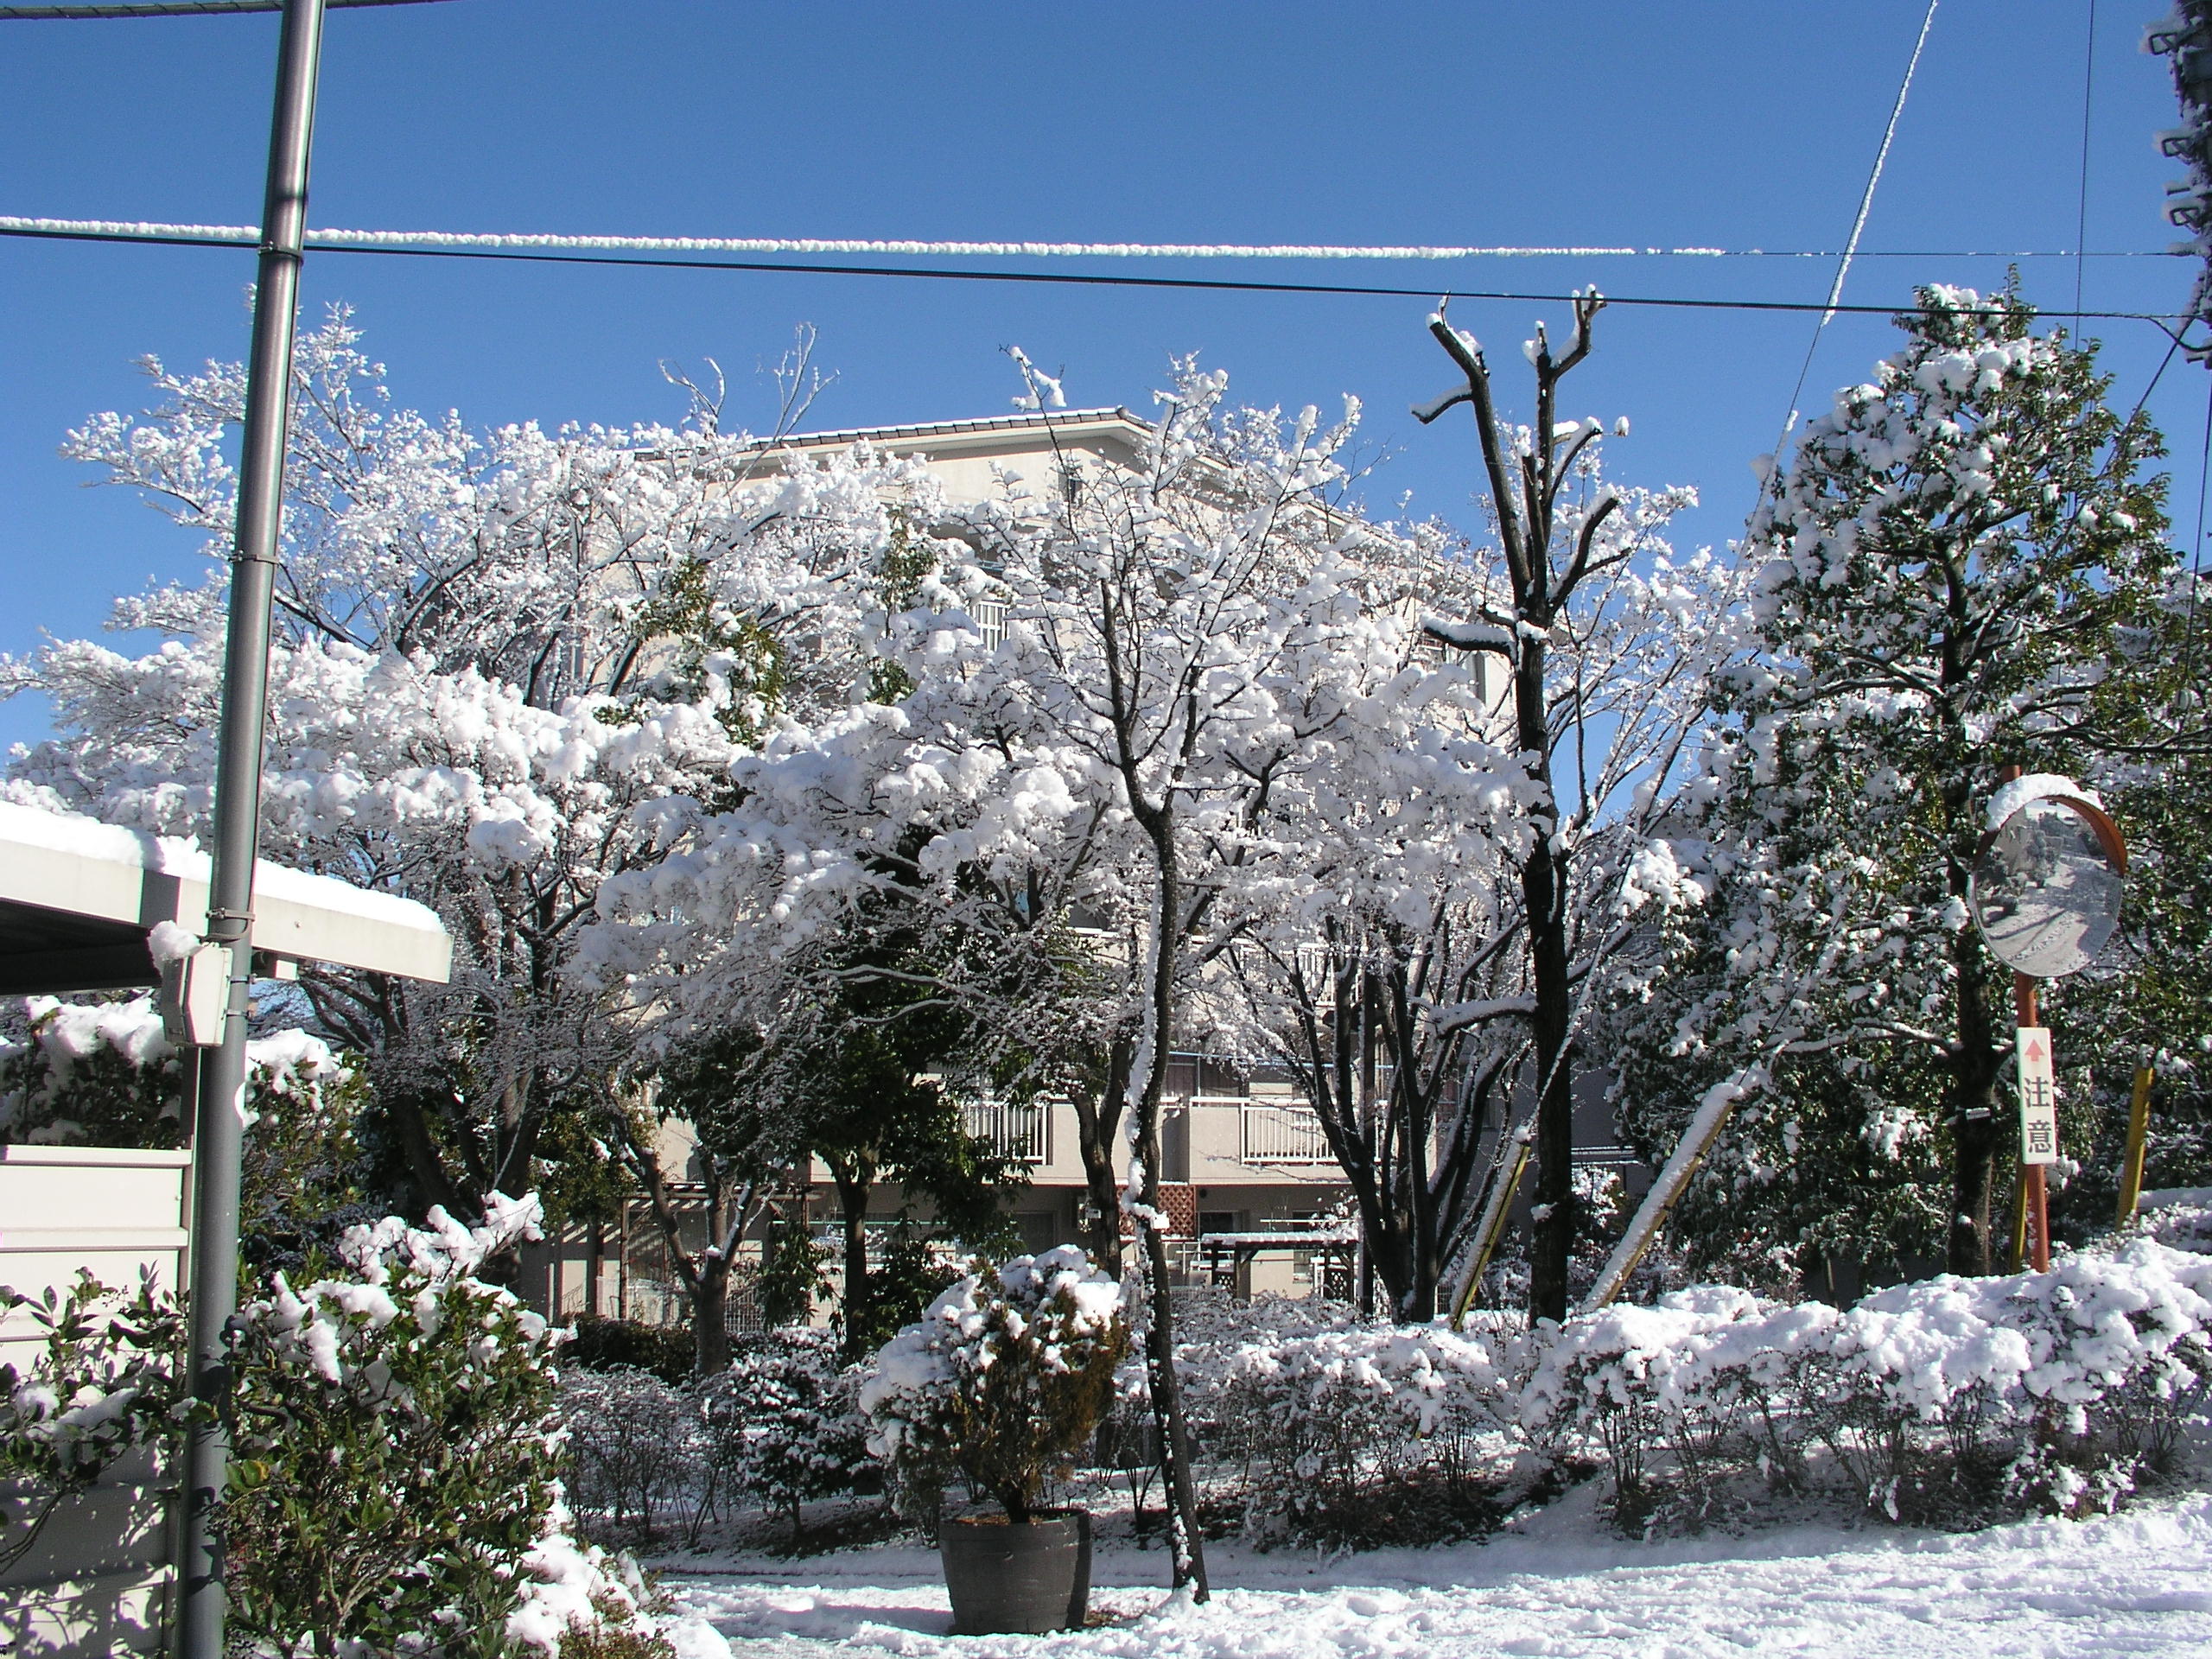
[0,1,448,18]
[1761,0,1940,512]
[2076,0,2099,322]
[0,216,2188,264]
[0,220,2190,327]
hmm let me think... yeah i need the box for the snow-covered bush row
[561,1364,708,1543]
[560,1327,874,1548]
[1151,1294,1513,1544]
[1522,1240,2212,1529]
[699,1328,873,1541]
[1198,1321,1508,1544]
[2141,1192,2212,1255]
[1148,1238,2212,1544]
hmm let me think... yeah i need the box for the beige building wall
[1,1145,189,1657]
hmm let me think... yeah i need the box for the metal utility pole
[173,3,327,1654]
[2152,3,2212,362]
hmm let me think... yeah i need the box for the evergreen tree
[1615,287,2175,1281]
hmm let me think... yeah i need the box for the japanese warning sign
[2018,1026,2058,1166]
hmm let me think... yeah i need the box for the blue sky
[2,1,2202,754]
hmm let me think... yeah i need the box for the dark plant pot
[939,1510,1093,1635]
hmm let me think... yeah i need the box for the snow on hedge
[1146,1235,2212,1541]
[1520,1241,2212,1524]
[0,992,353,1145]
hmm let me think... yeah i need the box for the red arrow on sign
[2024,1033,2049,1064]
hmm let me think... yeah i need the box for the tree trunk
[1070,1039,1130,1276]
[1290,962,1414,1319]
[384,1084,475,1221]
[830,1160,874,1350]
[1418,303,1605,1325]
[692,1262,732,1376]
[1518,640,1580,1325]
[1128,821,1209,1601]
[620,1121,746,1374]
[1947,899,2006,1275]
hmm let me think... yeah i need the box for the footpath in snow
[658,1484,2212,1659]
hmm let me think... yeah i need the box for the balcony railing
[963,1099,1050,1164]
[1231,1099,1333,1165]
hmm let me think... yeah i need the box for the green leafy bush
[0,1268,190,1579]
[563,1315,696,1387]
[220,1193,662,1656]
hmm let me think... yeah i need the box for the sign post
[2014,997,2056,1270]
[2117,1065,2157,1226]
[1970,771,2126,1275]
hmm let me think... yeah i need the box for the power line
[0,216,2187,263]
[1764,0,1940,507]
[0,219,2190,327]
[0,1,448,18]
[2076,0,2099,321]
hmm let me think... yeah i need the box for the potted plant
[860,1245,1128,1634]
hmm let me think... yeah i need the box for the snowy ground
[656,1483,2212,1659]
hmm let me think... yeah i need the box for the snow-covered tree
[1191,596,1522,1321]
[3,312,941,1230]
[1613,287,2176,1282]
[1207,516,1726,1321]
[587,361,1514,1595]
[1411,291,1729,1320]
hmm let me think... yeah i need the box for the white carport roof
[0,799,451,995]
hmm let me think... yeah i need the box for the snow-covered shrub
[223,1194,662,1656]
[698,1328,871,1541]
[0,1268,189,1579]
[0,994,367,1267]
[1521,1242,2212,1531]
[0,993,353,1148]
[561,1365,703,1543]
[860,1246,1126,1521]
[1209,1324,1505,1544]
[2139,1191,2212,1255]
[1518,1285,1816,1529]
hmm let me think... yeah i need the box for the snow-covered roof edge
[0,798,450,982]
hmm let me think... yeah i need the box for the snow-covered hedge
[1154,1238,2212,1544]
[559,1329,876,1549]
[561,1364,707,1543]
[1522,1242,2212,1529]
[1160,1294,1512,1545]
[1204,1322,1507,1543]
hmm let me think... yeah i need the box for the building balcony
[962,1098,1051,1165]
